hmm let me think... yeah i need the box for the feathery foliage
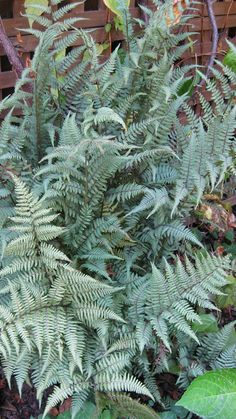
[0,0,235,417]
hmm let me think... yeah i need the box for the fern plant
[0,175,153,417]
[0,0,235,417]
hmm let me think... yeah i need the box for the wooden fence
[0,0,236,98]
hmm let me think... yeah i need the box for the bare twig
[204,0,218,78]
[0,17,24,78]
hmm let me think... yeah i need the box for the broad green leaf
[223,40,236,73]
[177,369,236,419]
[177,72,200,97]
[168,359,181,375]
[100,410,112,419]
[216,275,236,309]
[74,402,97,419]
[192,313,218,333]
[24,0,48,27]
[103,0,130,32]
[103,0,130,19]
[223,49,236,73]
[225,230,235,242]
[57,412,71,419]
[105,23,112,33]
[83,43,109,61]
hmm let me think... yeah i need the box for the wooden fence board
[0,71,17,88]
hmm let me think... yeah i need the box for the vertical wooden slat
[76,0,85,12]
[200,1,204,65]
[99,0,106,10]
[13,0,24,17]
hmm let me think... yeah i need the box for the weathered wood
[0,70,16,88]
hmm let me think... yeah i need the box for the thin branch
[0,17,24,78]
[205,0,218,78]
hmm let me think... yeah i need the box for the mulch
[0,371,43,419]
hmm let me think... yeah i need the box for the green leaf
[57,412,71,419]
[100,410,112,419]
[177,73,200,97]
[225,243,236,257]
[216,276,236,309]
[105,23,112,33]
[192,313,219,333]
[168,359,181,375]
[24,0,48,27]
[103,0,130,19]
[225,230,235,242]
[74,402,97,419]
[83,43,109,61]
[103,0,130,32]
[223,49,236,73]
[177,369,236,419]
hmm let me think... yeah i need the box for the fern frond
[104,393,160,419]
[95,372,154,400]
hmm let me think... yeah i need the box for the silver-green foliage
[0,176,153,417]
[0,0,235,416]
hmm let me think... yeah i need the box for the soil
[0,371,44,419]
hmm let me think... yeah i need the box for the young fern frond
[101,393,161,419]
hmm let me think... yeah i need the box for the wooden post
[13,0,25,17]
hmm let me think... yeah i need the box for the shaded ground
[0,375,42,419]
